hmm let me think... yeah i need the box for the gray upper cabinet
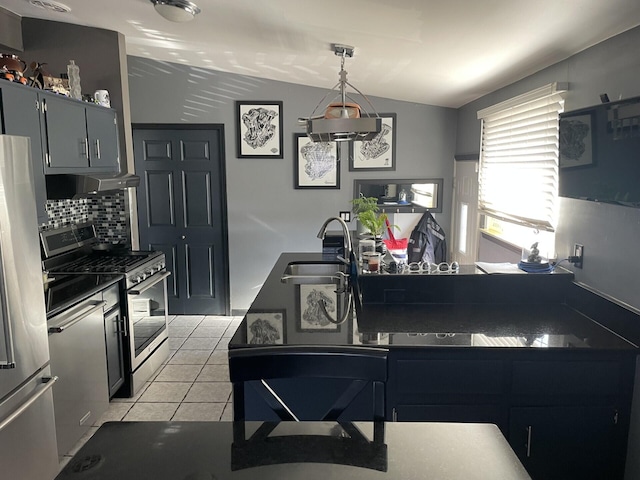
[0,82,48,223]
[43,95,119,173]
[0,84,121,220]
[85,105,119,171]
[43,94,89,169]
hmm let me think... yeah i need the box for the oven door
[126,271,171,371]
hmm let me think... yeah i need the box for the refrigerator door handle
[0,376,58,432]
[0,276,16,370]
[0,326,16,369]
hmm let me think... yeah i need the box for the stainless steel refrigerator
[0,136,59,479]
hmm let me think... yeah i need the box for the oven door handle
[128,271,171,295]
[48,301,106,334]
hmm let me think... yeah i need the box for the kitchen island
[229,253,634,350]
[56,421,532,480]
[229,253,638,480]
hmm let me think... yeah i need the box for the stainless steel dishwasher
[48,292,108,457]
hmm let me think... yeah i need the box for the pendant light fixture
[150,0,201,22]
[300,44,381,142]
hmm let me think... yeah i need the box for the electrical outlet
[573,243,584,269]
[339,211,351,222]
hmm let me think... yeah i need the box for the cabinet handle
[112,315,126,335]
[392,407,398,422]
[95,139,101,159]
[48,301,106,333]
[82,138,89,160]
[525,425,532,458]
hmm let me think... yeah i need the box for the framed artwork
[559,113,594,168]
[349,113,396,171]
[297,284,340,332]
[236,101,284,158]
[246,310,286,344]
[294,133,340,189]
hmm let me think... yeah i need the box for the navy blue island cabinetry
[229,253,638,480]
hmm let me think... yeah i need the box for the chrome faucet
[316,217,356,325]
[317,216,353,264]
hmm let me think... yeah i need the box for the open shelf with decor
[354,178,444,214]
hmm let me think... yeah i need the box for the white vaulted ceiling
[3,0,640,107]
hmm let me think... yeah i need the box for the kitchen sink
[280,262,347,284]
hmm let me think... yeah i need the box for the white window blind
[477,83,567,231]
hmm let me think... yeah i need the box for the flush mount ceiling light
[300,44,381,142]
[150,0,201,22]
[28,0,71,13]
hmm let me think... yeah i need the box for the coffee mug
[94,89,110,107]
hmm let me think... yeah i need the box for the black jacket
[407,212,447,264]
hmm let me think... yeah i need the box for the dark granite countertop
[229,253,636,350]
[56,421,531,480]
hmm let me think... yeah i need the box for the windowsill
[479,229,522,254]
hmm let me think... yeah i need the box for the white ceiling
[3,0,640,108]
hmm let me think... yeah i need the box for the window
[457,202,468,255]
[477,83,567,233]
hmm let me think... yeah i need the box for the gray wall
[20,19,133,176]
[456,25,640,312]
[127,56,457,310]
[456,27,640,479]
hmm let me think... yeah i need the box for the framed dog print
[236,101,284,158]
[246,310,286,344]
[294,133,340,189]
[559,112,594,168]
[350,113,396,171]
[297,284,340,332]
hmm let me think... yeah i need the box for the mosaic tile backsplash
[39,192,131,245]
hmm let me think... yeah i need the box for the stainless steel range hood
[46,172,140,199]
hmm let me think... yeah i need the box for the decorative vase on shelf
[67,60,81,100]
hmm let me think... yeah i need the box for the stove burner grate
[50,253,155,274]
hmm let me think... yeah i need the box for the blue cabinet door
[509,406,622,480]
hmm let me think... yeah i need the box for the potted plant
[351,195,383,235]
[351,195,395,252]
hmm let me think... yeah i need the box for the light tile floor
[58,314,240,471]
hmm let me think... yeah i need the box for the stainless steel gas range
[41,222,171,397]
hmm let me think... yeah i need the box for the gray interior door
[133,125,229,315]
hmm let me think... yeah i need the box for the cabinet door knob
[181,235,186,240]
